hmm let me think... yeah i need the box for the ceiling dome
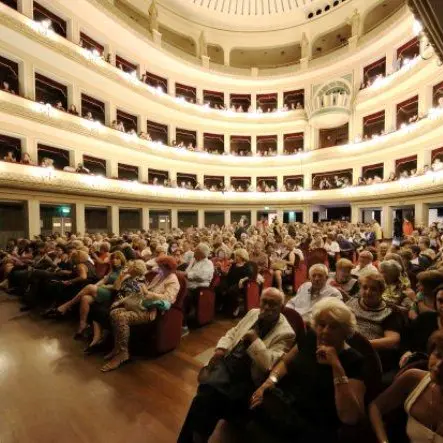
[150,0,352,31]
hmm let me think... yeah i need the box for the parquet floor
[0,292,237,443]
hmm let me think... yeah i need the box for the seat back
[307,248,329,270]
[294,260,307,291]
[245,281,260,311]
[262,269,273,289]
[282,306,306,344]
[346,331,383,404]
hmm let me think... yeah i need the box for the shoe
[181,326,190,337]
[42,308,63,319]
[73,326,91,341]
[84,341,104,355]
[20,305,31,312]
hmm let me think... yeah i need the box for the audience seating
[306,248,329,271]
[245,280,260,311]
[195,274,218,326]
[261,269,272,288]
[282,306,306,344]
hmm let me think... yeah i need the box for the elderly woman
[346,273,402,373]
[351,250,378,277]
[270,238,304,292]
[215,248,253,317]
[250,298,365,442]
[101,257,179,372]
[370,330,443,443]
[379,260,411,308]
[384,252,411,289]
[329,258,359,301]
[48,251,126,338]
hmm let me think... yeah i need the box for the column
[169,169,177,184]
[224,174,230,190]
[169,125,176,145]
[106,159,118,178]
[67,18,80,44]
[139,115,148,134]
[277,133,284,155]
[277,91,284,109]
[251,94,257,111]
[417,149,432,171]
[303,205,313,224]
[384,158,396,180]
[223,48,230,66]
[351,204,360,224]
[224,209,231,226]
[74,202,85,235]
[381,205,393,239]
[196,172,204,187]
[385,49,395,75]
[250,210,257,227]
[197,209,205,228]
[224,91,229,108]
[18,0,33,18]
[69,149,83,169]
[21,61,35,101]
[385,103,396,133]
[141,207,150,230]
[419,85,433,117]
[224,135,230,153]
[67,84,81,114]
[304,172,312,190]
[352,166,361,184]
[196,88,203,105]
[26,199,41,238]
[277,175,283,191]
[171,209,178,229]
[251,135,257,155]
[167,78,175,96]
[104,43,115,66]
[22,137,38,163]
[106,102,117,126]
[414,202,429,228]
[108,205,119,235]
[197,131,204,150]
[152,29,162,46]
[276,209,284,223]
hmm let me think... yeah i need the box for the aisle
[0,292,234,443]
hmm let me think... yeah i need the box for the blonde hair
[311,297,357,338]
[336,258,354,271]
[234,248,249,262]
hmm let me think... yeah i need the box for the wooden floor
[0,292,236,443]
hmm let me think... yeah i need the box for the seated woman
[270,238,303,293]
[400,284,443,369]
[250,298,365,442]
[212,247,231,278]
[43,250,97,313]
[101,257,179,372]
[346,273,402,373]
[90,242,111,279]
[369,330,443,443]
[215,248,252,317]
[329,258,359,301]
[379,260,412,308]
[48,251,126,338]
[409,270,443,320]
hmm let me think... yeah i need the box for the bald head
[259,287,284,323]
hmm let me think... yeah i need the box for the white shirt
[186,257,214,290]
[285,282,342,321]
[324,241,340,257]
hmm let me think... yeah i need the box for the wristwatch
[269,373,279,384]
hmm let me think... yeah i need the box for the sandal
[101,353,130,372]
[42,307,64,319]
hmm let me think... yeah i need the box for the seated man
[178,288,295,443]
[183,243,214,328]
[351,250,378,277]
[286,263,342,321]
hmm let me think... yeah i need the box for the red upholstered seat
[294,260,307,291]
[261,269,273,289]
[195,274,218,326]
[282,306,305,344]
[245,280,260,311]
[306,248,329,270]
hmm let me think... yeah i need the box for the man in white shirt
[351,250,378,277]
[286,264,342,321]
[183,243,215,333]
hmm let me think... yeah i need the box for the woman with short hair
[250,298,365,442]
[101,257,179,372]
[379,260,411,308]
[329,258,359,301]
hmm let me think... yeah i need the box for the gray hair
[360,250,374,261]
[380,259,402,279]
[308,263,328,277]
[311,297,357,338]
[261,287,285,304]
[196,242,211,258]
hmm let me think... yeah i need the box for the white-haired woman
[379,259,411,308]
[250,298,366,442]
